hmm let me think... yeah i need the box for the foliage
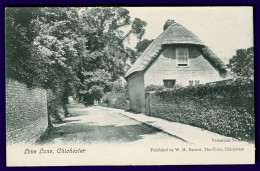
[228,47,254,80]
[145,84,183,93]
[6,7,45,86]
[6,7,148,123]
[130,18,147,40]
[125,47,137,64]
[127,39,153,64]
[79,69,112,105]
[100,82,129,110]
[135,39,153,54]
[47,89,64,124]
[148,79,254,141]
[77,7,147,78]
[145,85,165,93]
[75,7,147,102]
[110,80,126,93]
[101,92,129,110]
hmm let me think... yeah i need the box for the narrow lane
[37,102,186,145]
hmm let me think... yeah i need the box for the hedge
[147,78,254,142]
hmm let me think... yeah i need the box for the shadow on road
[36,101,187,145]
[37,122,162,145]
[61,119,81,124]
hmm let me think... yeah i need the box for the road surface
[11,101,254,165]
[37,102,186,145]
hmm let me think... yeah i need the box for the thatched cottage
[125,20,230,113]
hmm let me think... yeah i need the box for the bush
[100,83,130,110]
[145,84,183,93]
[100,92,129,110]
[46,79,71,124]
[145,85,165,92]
[47,89,64,124]
[148,78,254,142]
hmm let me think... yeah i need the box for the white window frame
[176,48,189,67]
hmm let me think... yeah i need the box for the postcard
[6,6,254,166]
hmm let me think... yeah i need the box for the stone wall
[6,78,48,144]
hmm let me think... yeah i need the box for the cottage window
[176,48,189,67]
[163,79,176,88]
[195,80,200,86]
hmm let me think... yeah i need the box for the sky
[125,7,253,64]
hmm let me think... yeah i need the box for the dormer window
[176,48,189,67]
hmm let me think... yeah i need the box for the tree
[6,7,83,124]
[75,7,147,103]
[77,7,147,77]
[229,47,254,80]
[79,69,112,104]
[5,7,44,85]
[122,38,153,64]
[135,39,153,54]
[124,18,147,41]
[126,47,137,64]
[6,7,149,122]
[31,7,83,118]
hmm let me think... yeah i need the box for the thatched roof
[197,46,227,71]
[125,22,227,78]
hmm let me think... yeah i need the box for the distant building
[125,19,231,113]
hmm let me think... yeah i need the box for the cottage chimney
[163,19,175,30]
